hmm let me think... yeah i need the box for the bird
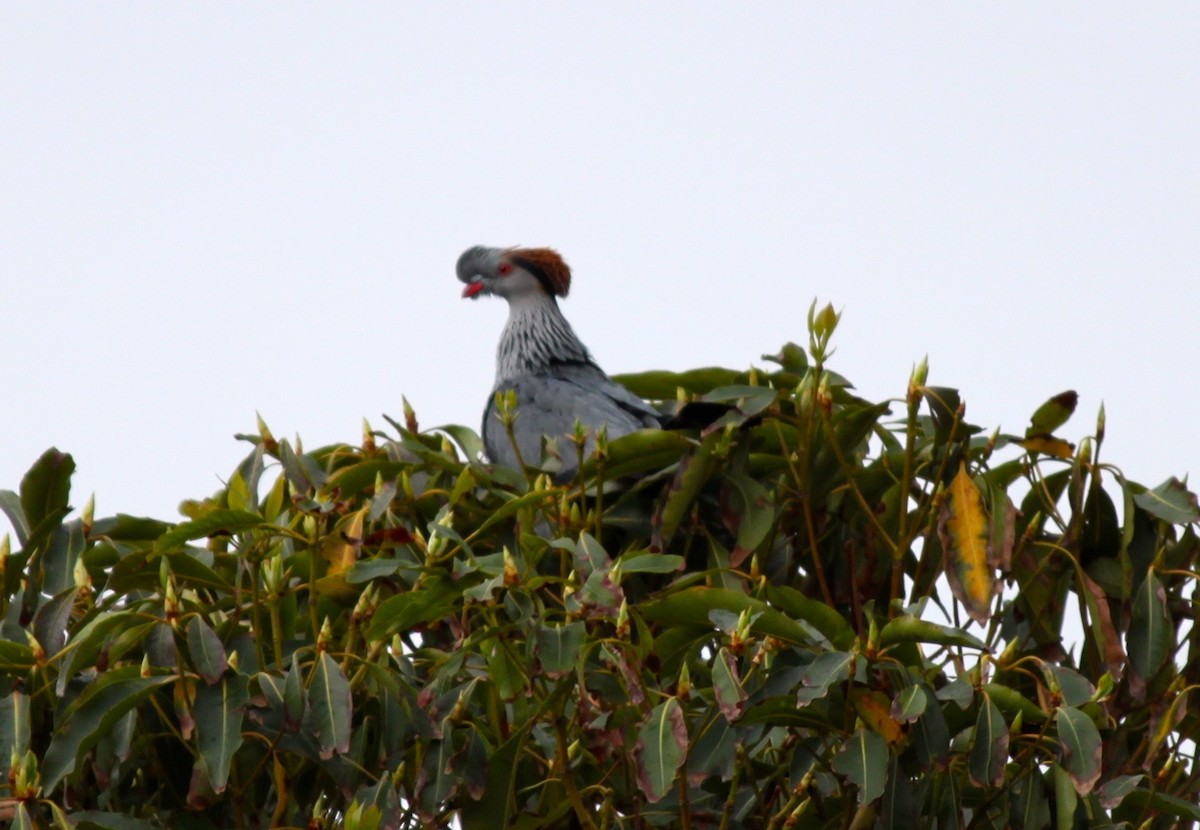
[457,245,661,477]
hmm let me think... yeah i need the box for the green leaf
[1025,391,1078,438]
[935,678,974,709]
[535,621,586,678]
[466,489,556,541]
[187,616,228,685]
[458,680,572,830]
[968,692,1008,788]
[615,552,683,576]
[573,429,691,482]
[635,697,688,803]
[0,690,30,781]
[324,460,407,500]
[1132,477,1200,524]
[878,616,987,650]
[702,384,778,417]
[304,652,352,759]
[278,439,326,493]
[890,685,927,723]
[19,447,75,537]
[486,640,525,701]
[56,611,139,697]
[653,429,723,548]
[194,673,249,792]
[1120,789,1200,820]
[763,341,808,373]
[712,647,747,722]
[983,683,1048,724]
[800,651,856,692]
[88,513,171,541]
[910,684,950,770]
[766,585,856,649]
[640,587,816,646]
[42,667,176,791]
[722,472,775,566]
[1009,770,1050,830]
[433,424,485,462]
[32,586,77,657]
[614,367,743,398]
[1055,705,1102,796]
[0,489,29,546]
[43,518,86,596]
[12,803,33,830]
[154,509,264,553]
[1128,570,1171,686]
[1052,763,1077,830]
[283,660,305,729]
[922,386,965,444]
[367,578,461,640]
[1043,665,1093,708]
[1096,774,1142,810]
[832,728,888,804]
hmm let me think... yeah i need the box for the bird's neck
[495,293,594,386]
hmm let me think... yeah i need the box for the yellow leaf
[1016,435,1075,459]
[939,462,995,625]
[849,686,903,744]
[321,506,367,576]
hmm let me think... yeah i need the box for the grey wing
[482,371,660,471]
[544,362,662,426]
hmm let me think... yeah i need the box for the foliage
[2,304,1199,829]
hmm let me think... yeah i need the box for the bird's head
[457,246,572,302]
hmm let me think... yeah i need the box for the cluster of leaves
[2,305,1199,829]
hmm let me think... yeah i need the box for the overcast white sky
[3,5,1198,535]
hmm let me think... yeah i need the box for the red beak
[462,281,485,299]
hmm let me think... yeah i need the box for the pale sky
[3,5,1198,534]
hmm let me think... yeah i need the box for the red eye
[497,262,513,276]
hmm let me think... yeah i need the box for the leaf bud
[594,425,609,457]
[352,582,378,622]
[317,617,333,652]
[794,371,815,420]
[73,554,90,590]
[909,355,929,395]
[257,412,278,452]
[263,550,285,596]
[11,749,40,800]
[164,578,180,626]
[26,630,44,665]
[816,373,833,413]
[571,418,589,445]
[402,396,418,433]
[503,546,519,586]
[677,661,692,701]
[1076,436,1093,467]
[615,598,630,638]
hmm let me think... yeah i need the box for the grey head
[457,246,573,302]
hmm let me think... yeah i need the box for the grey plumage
[458,245,660,475]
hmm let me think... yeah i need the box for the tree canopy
[3,306,1198,829]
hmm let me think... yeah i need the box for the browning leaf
[939,463,995,625]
